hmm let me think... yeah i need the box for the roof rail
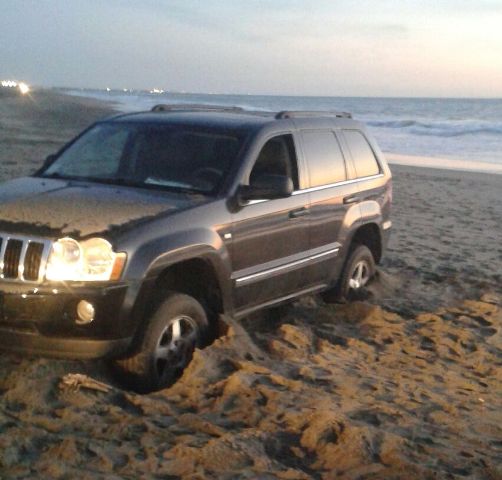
[275,110,352,119]
[151,104,244,113]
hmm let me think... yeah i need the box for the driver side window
[249,135,299,189]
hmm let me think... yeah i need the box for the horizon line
[47,86,502,101]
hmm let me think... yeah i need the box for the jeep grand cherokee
[0,105,392,391]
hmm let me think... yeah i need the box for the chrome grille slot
[4,240,23,278]
[0,234,52,283]
[24,242,45,281]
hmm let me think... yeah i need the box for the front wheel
[322,244,376,303]
[116,293,209,392]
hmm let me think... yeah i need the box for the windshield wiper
[155,184,205,195]
[82,177,145,188]
[39,173,206,194]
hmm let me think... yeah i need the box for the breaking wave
[366,119,502,138]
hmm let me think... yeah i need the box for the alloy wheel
[153,315,199,384]
[348,260,371,291]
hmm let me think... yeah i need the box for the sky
[1,0,502,97]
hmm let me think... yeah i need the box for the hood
[0,177,204,239]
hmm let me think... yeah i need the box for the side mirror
[239,174,293,202]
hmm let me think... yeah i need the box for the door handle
[343,195,359,205]
[289,207,309,218]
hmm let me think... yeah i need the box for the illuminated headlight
[45,237,126,281]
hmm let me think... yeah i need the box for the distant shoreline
[53,86,502,101]
[386,153,502,175]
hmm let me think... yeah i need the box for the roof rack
[151,104,244,113]
[275,110,352,119]
[149,104,353,120]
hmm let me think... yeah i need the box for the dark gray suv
[0,105,392,391]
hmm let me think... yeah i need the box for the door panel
[231,192,310,311]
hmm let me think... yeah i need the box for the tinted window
[44,123,245,194]
[343,130,380,178]
[301,130,346,187]
[249,134,299,189]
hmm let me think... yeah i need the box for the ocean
[63,88,502,170]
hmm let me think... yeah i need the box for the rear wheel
[116,293,209,392]
[322,244,376,303]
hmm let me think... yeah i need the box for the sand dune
[0,90,501,479]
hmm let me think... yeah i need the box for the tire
[115,293,209,393]
[321,244,376,303]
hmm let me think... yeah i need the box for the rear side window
[301,130,346,187]
[343,130,380,178]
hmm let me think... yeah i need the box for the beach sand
[0,90,501,479]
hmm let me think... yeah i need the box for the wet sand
[0,90,501,479]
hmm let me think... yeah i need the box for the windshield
[41,122,245,194]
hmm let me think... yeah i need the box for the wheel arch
[132,248,231,329]
[348,222,383,264]
[149,256,227,318]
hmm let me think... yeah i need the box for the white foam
[367,119,502,138]
[387,153,502,175]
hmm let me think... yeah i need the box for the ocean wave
[367,119,420,128]
[367,119,502,138]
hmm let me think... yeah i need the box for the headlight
[46,237,126,281]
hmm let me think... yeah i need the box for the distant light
[18,82,30,95]
[106,87,111,92]
[1,80,30,94]
[1,80,18,88]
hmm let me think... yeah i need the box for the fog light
[76,300,95,325]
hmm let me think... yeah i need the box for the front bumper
[0,281,133,359]
[0,328,130,359]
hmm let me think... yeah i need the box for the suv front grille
[0,234,52,283]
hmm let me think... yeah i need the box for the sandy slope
[0,298,500,479]
[0,90,501,479]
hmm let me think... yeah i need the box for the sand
[0,90,501,479]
